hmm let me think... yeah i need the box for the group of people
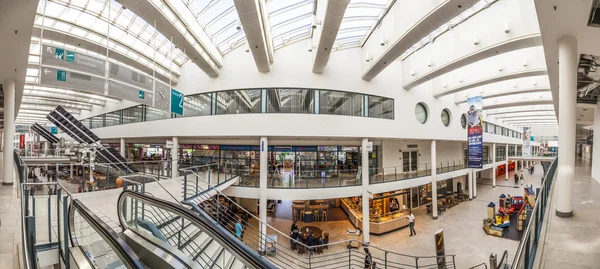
[514,173,524,185]
[289,221,325,254]
[527,165,535,175]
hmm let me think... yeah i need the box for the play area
[482,187,536,240]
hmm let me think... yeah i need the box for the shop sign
[434,229,446,268]
[166,140,175,149]
[19,134,25,150]
[366,142,373,152]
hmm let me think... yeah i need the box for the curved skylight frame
[334,0,393,50]
[268,0,315,50]
[38,0,187,73]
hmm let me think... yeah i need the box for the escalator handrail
[117,190,278,269]
[69,199,144,269]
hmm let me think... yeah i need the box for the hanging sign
[467,96,483,168]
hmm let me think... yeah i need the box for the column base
[473,196,477,199]
[555,210,573,218]
[492,186,496,188]
[433,216,438,220]
[469,198,473,201]
[2,182,13,186]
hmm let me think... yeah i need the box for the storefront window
[319,90,363,117]
[368,96,394,119]
[267,89,314,114]
[184,93,212,117]
[216,89,262,114]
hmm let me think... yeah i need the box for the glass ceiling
[268,0,315,50]
[400,0,497,59]
[335,0,392,49]
[37,0,187,72]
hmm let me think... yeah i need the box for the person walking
[520,174,524,186]
[364,248,373,269]
[514,173,519,185]
[235,217,244,240]
[408,211,416,236]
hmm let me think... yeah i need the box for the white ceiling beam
[456,87,550,104]
[312,0,350,74]
[484,99,553,110]
[406,34,543,89]
[119,0,220,77]
[234,0,270,72]
[362,0,479,81]
[434,69,548,98]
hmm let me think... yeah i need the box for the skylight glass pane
[334,0,392,48]
[268,0,314,49]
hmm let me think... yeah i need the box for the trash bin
[489,253,497,269]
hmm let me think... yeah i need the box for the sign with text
[170,88,184,115]
[19,134,25,150]
[50,126,58,134]
[40,67,106,95]
[108,80,153,106]
[434,229,446,269]
[523,127,532,157]
[109,62,153,92]
[467,96,483,168]
[41,45,106,77]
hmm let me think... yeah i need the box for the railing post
[384,251,388,269]
[348,247,351,268]
[183,173,188,200]
[47,195,51,244]
[195,167,199,197]
[216,192,220,226]
[63,196,70,269]
[415,257,419,269]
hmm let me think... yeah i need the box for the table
[293,200,305,204]
[304,211,314,222]
[315,199,325,204]
[299,226,323,239]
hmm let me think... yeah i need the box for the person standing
[514,173,519,185]
[235,217,243,240]
[364,248,373,269]
[408,211,416,236]
[520,174,524,186]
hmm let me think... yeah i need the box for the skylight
[334,0,392,49]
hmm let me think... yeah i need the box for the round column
[3,79,15,185]
[556,35,577,218]
[592,101,600,181]
[505,144,509,181]
[120,138,126,159]
[492,143,496,187]
[172,137,179,180]
[361,138,371,243]
[259,137,268,249]
[431,140,438,220]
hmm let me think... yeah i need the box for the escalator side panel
[123,229,200,269]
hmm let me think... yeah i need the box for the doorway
[402,151,418,172]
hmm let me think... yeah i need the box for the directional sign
[170,88,184,115]
[40,67,106,95]
[66,51,75,62]
[55,48,64,60]
[109,63,153,91]
[108,80,153,106]
[42,45,106,77]
[154,82,171,112]
[50,126,58,134]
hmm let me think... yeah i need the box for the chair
[317,209,323,221]
[323,233,329,249]
[322,210,328,222]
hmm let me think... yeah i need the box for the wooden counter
[341,199,409,235]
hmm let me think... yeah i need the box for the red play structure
[495,161,515,177]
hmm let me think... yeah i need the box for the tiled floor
[539,158,600,269]
[0,163,21,269]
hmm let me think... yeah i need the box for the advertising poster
[523,127,532,157]
[434,229,446,269]
[19,134,25,150]
[467,96,483,168]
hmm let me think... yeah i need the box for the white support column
[592,101,600,181]
[431,140,438,220]
[361,138,371,243]
[2,79,15,186]
[556,35,577,218]
[259,137,268,249]
[172,137,179,180]
[120,138,126,159]
[43,141,49,156]
[70,163,74,178]
[505,144,509,181]
[492,143,496,187]
[520,160,524,175]
[468,169,473,200]
[473,170,477,198]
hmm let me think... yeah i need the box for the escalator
[117,190,277,269]
[68,199,144,269]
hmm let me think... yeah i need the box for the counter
[341,198,409,235]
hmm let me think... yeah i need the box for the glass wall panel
[90,115,104,129]
[81,118,91,128]
[183,93,212,117]
[122,105,144,124]
[145,106,170,121]
[216,89,262,114]
[266,89,314,114]
[320,90,363,116]
[105,110,121,127]
[368,96,394,119]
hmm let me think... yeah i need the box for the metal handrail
[182,169,458,268]
[69,199,144,269]
[510,157,558,268]
[118,190,278,269]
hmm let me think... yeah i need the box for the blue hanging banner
[467,96,483,168]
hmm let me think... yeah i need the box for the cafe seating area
[426,191,470,216]
[290,225,330,256]
[292,200,329,223]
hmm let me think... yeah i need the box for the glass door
[410,151,418,172]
